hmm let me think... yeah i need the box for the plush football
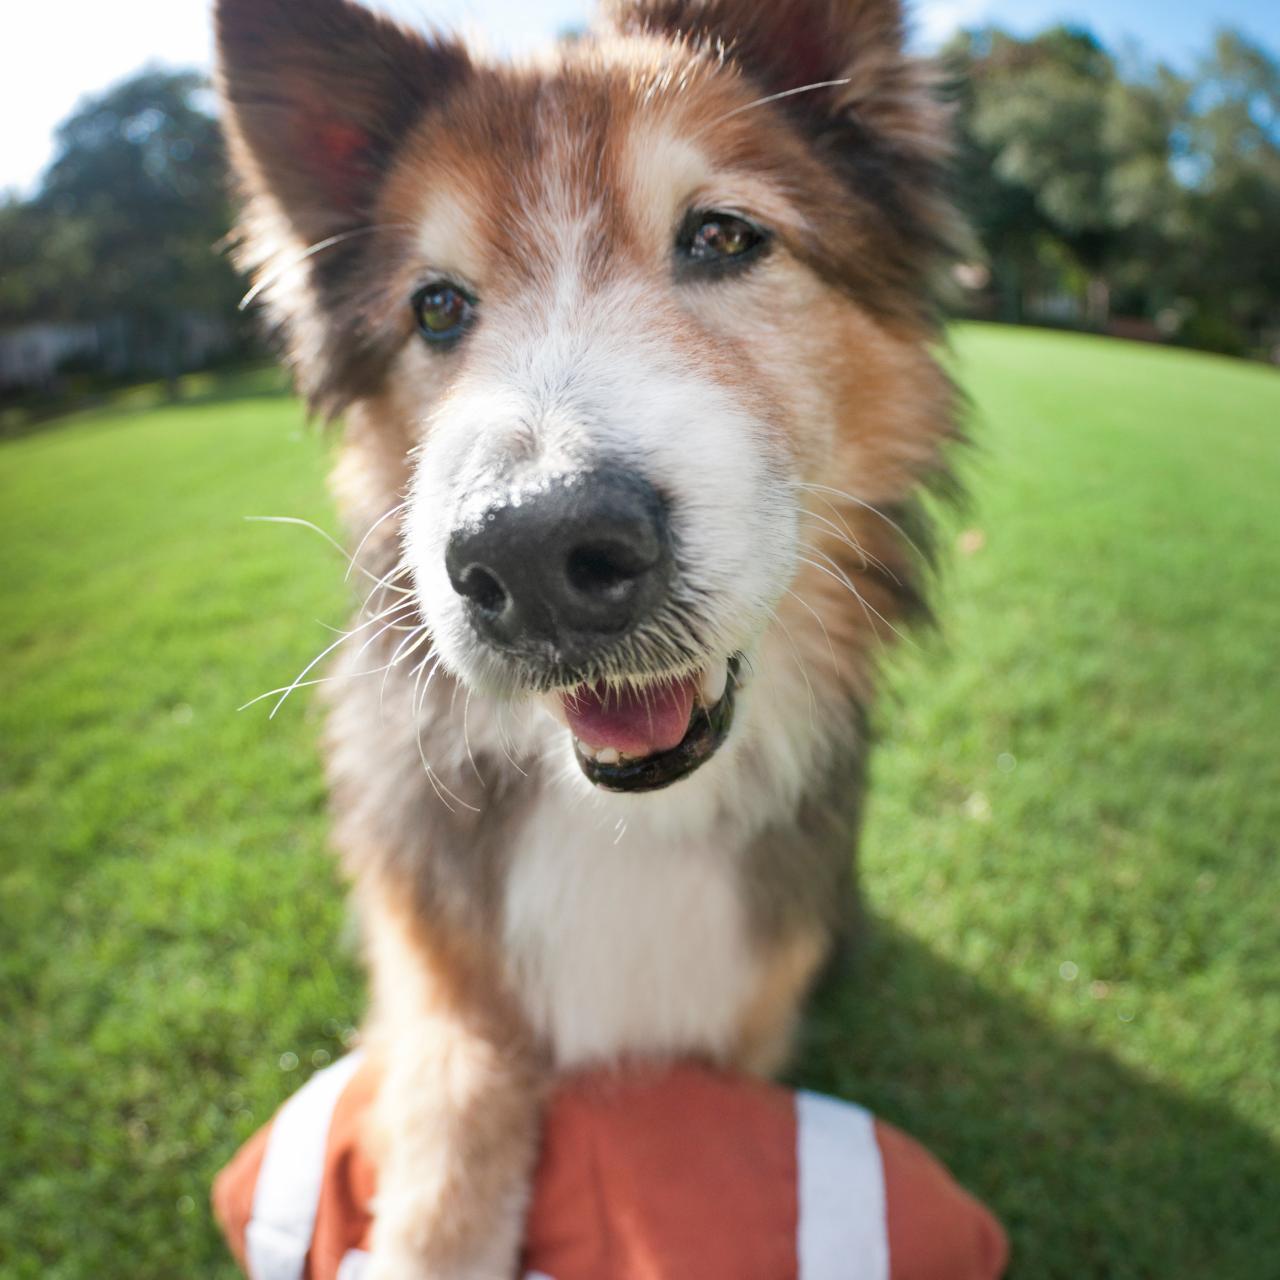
[214,1054,1007,1280]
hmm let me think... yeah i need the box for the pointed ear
[215,0,473,416]
[215,0,470,245]
[605,0,944,163]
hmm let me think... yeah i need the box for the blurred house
[0,323,99,390]
[0,313,233,393]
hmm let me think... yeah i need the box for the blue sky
[3,0,1277,194]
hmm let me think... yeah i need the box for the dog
[215,0,958,1274]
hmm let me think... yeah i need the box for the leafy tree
[946,29,1053,323]
[1098,64,1188,317]
[0,198,93,326]
[952,26,1143,326]
[1173,32,1280,351]
[4,67,244,385]
[949,22,1280,352]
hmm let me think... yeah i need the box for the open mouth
[543,655,741,793]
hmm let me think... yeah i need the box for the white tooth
[596,747,621,766]
[699,659,729,707]
[541,693,570,729]
[574,737,591,757]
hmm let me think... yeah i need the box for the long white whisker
[237,660,413,710]
[462,685,485,789]
[492,701,529,778]
[239,224,410,311]
[356,559,416,623]
[798,510,900,584]
[796,483,928,562]
[796,554,913,649]
[783,586,842,682]
[805,490,859,543]
[714,78,852,124]
[769,607,818,729]
[347,500,410,583]
[411,654,455,812]
[257,597,416,719]
[244,515,348,560]
[379,626,432,709]
[244,515,396,590]
[411,655,479,813]
[346,594,421,634]
[798,529,892,585]
[352,605,420,664]
[263,630,362,720]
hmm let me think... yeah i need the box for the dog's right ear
[215,0,470,246]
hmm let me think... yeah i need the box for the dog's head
[217,0,956,798]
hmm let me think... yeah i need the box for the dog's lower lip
[571,656,741,794]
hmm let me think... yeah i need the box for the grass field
[2,325,1277,1278]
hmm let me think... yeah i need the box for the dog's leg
[361,889,547,1280]
[732,929,830,1077]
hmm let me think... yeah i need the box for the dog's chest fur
[502,802,760,1067]
[328,656,770,1066]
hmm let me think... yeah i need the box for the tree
[946,29,1053,323]
[0,198,93,327]
[948,23,1280,353]
[952,26,1144,327]
[1173,32,1280,351]
[4,67,244,387]
[1097,64,1188,319]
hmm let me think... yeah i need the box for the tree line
[0,70,246,401]
[1,22,1277,403]
[948,25,1279,356]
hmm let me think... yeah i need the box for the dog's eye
[412,281,475,345]
[677,211,770,275]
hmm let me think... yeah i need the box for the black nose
[445,467,673,661]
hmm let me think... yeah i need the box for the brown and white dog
[215,0,958,1274]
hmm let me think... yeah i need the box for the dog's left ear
[215,0,471,247]
[605,0,939,158]
[215,0,473,415]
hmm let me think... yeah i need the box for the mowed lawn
[2,326,1278,1278]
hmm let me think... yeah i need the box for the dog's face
[218,0,955,798]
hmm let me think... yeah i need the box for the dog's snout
[446,468,672,657]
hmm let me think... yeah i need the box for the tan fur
[360,881,547,1279]
[733,928,830,1076]
[216,0,959,1274]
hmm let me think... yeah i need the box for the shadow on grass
[792,922,1279,1280]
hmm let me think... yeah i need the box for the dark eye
[677,211,770,276]
[412,281,475,345]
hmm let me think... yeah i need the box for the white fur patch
[414,187,487,291]
[502,799,760,1066]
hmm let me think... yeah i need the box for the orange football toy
[214,1053,1007,1280]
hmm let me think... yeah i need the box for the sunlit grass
[2,329,1277,1277]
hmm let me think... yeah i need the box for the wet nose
[445,467,673,661]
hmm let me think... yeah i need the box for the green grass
[2,328,1277,1277]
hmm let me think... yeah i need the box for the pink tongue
[562,677,697,757]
